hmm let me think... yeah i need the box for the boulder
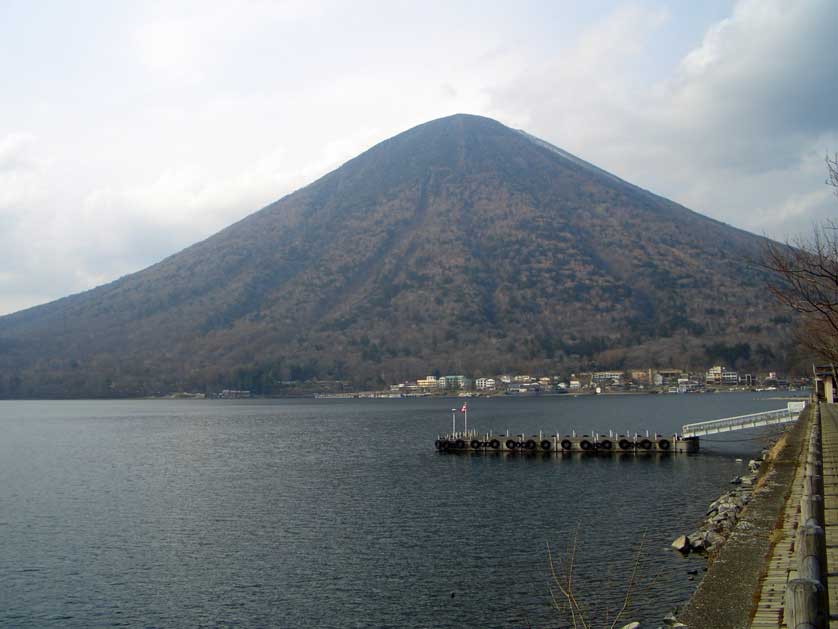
[705,531,724,550]
[687,532,707,551]
[671,535,690,553]
[730,476,742,485]
[713,511,734,525]
[620,623,641,629]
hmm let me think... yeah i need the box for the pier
[682,402,806,438]
[435,430,698,454]
[436,401,809,456]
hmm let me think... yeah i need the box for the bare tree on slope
[761,154,838,364]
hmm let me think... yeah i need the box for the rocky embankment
[609,411,808,628]
[676,410,808,628]
[671,457,764,556]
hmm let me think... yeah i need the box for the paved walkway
[750,409,809,628]
[751,403,838,629]
[822,404,838,628]
[680,409,806,628]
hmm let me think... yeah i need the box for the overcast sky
[1,0,836,316]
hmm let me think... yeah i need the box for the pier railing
[786,402,829,629]
[681,403,804,438]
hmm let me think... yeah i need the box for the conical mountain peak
[0,116,788,397]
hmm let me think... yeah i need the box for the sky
[1,0,836,316]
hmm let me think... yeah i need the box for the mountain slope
[0,114,792,397]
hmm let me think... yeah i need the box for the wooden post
[798,521,824,549]
[785,578,821,629]
[801,495,825,528]
[804,474,823,500]
[786,402,829,627]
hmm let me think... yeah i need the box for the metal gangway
[681,401,806,438]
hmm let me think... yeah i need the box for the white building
[706,365,739,385]
[475,378,496,390]
[592,371,623,385]
[417,376,439,389]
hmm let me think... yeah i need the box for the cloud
[660,0,838,233]
[0,133,72,312]
[133,0,325,84]
[491,0,838,240]
[1,0,835,316]
[665,0,837,169]
[0,133,49,212]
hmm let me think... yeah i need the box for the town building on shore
[592,371,623,385]
[814,364,836,403]
[475,377,496,391]
[706,365,739,385]
[416,376,441,390]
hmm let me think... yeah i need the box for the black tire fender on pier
[618,439,632,450]
[600,439,613,450]
[658,439,671,450]
[525,439,536,450]
[435,439,442,450]
[470,439,481,449]
[580,440,592,450]
[639,439,652,450]
[489,439,500,450]
[439,440,450,450]
[561,439,573,450]
[506,439,517,450]
[540,439,552,451]
[455,439,466,449]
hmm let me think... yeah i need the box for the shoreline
[677,405,808,626]
[0,389,809,402]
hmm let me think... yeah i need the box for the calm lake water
[0,392,802,628]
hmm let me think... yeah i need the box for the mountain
[0,114,793,397]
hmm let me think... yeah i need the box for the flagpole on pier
[463,402,468,435]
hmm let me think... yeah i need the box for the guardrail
[785,402,829,628]
[682,408,795,437]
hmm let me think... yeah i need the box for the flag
[460,402,468,413]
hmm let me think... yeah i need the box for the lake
[0,392,801,627]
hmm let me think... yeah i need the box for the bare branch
[827,153,838,197]
[610,529,647,629]
[759,209,838,364]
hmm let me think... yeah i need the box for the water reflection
[0,393,787,628]
[440,449,686,464]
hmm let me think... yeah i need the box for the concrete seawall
[678,404,810,627]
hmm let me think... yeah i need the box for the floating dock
[434,402,809,455]
[434,431,698,454]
